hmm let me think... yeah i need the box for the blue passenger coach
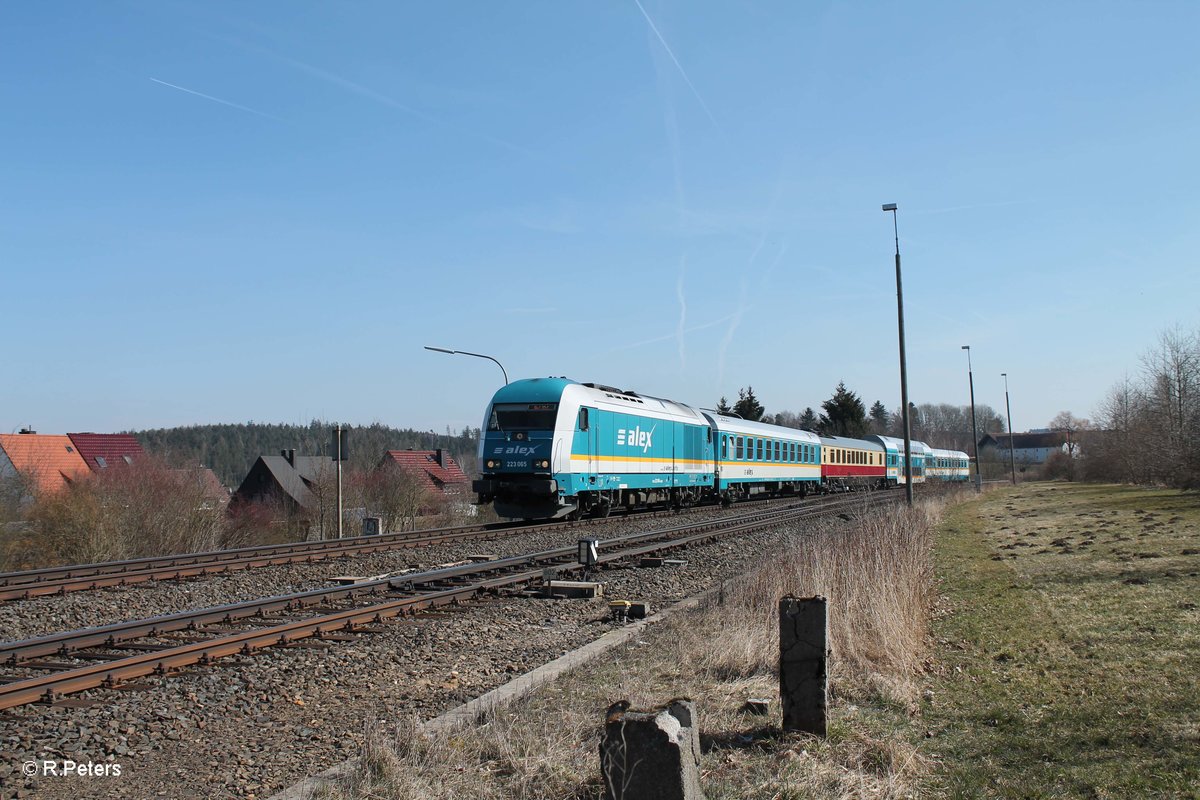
[473,378,715,519]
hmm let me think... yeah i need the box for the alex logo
[493,445,537,455]
[616,425,655,453]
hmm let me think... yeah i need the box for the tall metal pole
[1002,372,1017,485]
[963,346,981,490]
[336,422,343,539]
[883,204,913,506]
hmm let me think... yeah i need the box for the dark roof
[234,454,332,510]
[379,450,469,492]
[66,433,147,471]
[979,431,1068,450]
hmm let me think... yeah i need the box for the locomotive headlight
[536,459,550,469]
[486,459,497,470]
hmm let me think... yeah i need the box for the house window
[96,456,107,468]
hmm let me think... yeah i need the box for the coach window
[721,435,728,460]
[757,439,764,460]
[736,436,744,460]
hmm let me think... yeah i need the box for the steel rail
[0,489,813,592]
[0,500,826,670]
[0,492,820,602]
[0,495,888,710]
[0,519,533,593]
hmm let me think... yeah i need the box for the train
[472,377,970,520]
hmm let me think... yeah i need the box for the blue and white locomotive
[472,377,970,520]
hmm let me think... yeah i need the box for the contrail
[604,315,733,354]
[632,0,719,128]
[675,258,687,372]
[149,78,278,120]
[717,280,749,386]
[220,37,539,158]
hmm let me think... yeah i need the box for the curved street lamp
[424,346,509,385]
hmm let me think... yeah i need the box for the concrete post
[600,698,704,800]
[779,595,828,736]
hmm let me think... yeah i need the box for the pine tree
[818,382,868,438]
[733,387,765,421]
[799,407,818,430]
[870,400,890,434]
[715,396,732,414]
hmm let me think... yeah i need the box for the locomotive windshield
[488,403,559,431]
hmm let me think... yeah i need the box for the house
[378,449,471,511]
[173,467,230,509]
[0,431,91,497]
[66,432,147,472]
[231,449,333,516]
[978,431,1069,466]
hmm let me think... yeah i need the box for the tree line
[716,384,1006,451]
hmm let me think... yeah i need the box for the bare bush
[26,457,226,565]
[1088,325,1200,488]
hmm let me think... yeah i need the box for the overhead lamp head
[424,346,455,354]
[881,203,897,211]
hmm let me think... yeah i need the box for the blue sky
[3,1,1197,438]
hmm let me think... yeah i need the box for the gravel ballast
[0,502,858,800]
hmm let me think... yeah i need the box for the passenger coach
[704,413,821,503]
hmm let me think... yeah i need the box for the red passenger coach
[819,435,887,491]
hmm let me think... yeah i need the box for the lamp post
[962,345,981,490]
[424,346,509,385]
[1001,372,1016,485]
[882,203,913,506]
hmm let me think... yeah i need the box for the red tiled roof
[0,433,91,494]
[380,450,470,493]
[66,433,147,472]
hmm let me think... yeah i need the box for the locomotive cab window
[490,403,559,431]
[577,408,589,431]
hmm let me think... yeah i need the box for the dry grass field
[922,483,1200,797]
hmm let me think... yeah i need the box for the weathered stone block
[600,698,704,800]
[779,595,828,736]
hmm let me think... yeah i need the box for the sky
[2,1,1198,438]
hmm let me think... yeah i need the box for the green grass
[921,483,1200,798]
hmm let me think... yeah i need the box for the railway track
[0,493,891,711]
[0,492,815,602]
[0,519,551,602]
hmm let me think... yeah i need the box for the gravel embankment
[0,506,842,800]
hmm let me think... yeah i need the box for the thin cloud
[675,258,687,372]
[149,78,278,120]
[912,200,1030,215]
[222,38,538,157]
[605,315,733,354]
[717,280,749,386]
[632,0,719,128]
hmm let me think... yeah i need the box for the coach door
[578,407,598,480]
